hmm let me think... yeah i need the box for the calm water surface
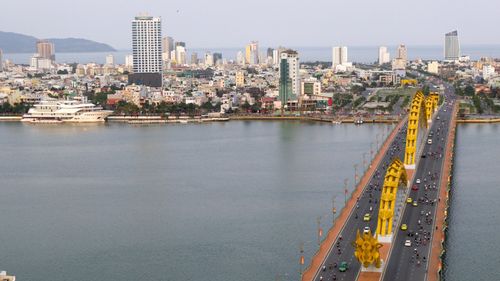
[444,124,500,281]
[0,121,389,281]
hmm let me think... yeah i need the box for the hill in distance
[0,31,117,53]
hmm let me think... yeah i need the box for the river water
[0,122,496,281]
[443,124,500,281]
[0,121,390,281]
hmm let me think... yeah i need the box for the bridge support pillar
[361,261,385,273]
[378,234,393,243]
[404,167,415,186]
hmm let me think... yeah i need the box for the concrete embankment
[301,116,406,281]
[0,116,22,121]
[230,116,399,124]
[428,103,459,281]
[457,118,500,123]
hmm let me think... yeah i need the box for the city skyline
[1,0,499,49]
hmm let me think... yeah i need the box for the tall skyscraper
[162,36,174,60]
[175,45,187,65]
[0,49,3,72]
[397,44,408,62]
[279,50,300,107]
[130,15,162,87]
[245,41,259,65]
[204,52,214,67]
[378,46,390,65]
[236,51,244,65]
[191,52,198,65]
[36,40,55,61]
[213,53,223,65]
[332,46,348,67]
[105,54,114,66]
[444,30,460,61]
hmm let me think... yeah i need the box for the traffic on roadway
[314,120,409,281]
[382,84,456,281]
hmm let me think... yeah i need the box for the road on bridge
[382,84,457,281]
[313,119,409,281]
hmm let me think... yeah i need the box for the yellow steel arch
[376,158,407,236]
[404,91,440,166]
[404,91,427,166]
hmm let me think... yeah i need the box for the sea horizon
[3,44,500,65]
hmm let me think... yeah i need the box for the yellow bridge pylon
[376,158,407,237]
[404,91,440,168]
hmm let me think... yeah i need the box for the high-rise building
[0,49,3,72]
[332,46,348,67]
[213,53,223,65]
[130,15,162,87]
[205,52,214,67]
[236,51,244,65]
[162,36,174,60]
[191,52,198,65]
[444,30,460,61]
[397,44,408,62]
[37,40,55,61]
[245,41,259,65]
[378,46,390,65]
[106,54,114,66]
[279,50,300,107]
[175,45,187,65]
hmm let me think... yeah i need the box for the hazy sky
[2,0,499,49]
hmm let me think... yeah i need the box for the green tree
[464,85,475,96]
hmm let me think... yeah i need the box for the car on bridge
[339,261,348,272]
[406,197,413,204]
[401,223,408,231]
[412,185,418,191]
[364,213,371,221]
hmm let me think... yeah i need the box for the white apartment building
[332,46,348,67]
[378,46,390,65]
[132,15,162,73]
[483,65,496,80]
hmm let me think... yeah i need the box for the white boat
[22,99,113,123]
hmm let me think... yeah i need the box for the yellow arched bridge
[354,90,440,269]
[306,87,453,281]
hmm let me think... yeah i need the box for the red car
[412,185,418,191]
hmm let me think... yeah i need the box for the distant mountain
[0,31,116,53]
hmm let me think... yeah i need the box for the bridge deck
[427,103,458,281]
[301,117,406,281]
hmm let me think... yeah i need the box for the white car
[405,240,411,247]
[416,179,421,184]
[364,226,370,234]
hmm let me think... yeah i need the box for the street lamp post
[344,178,348,206]
[354,164,359,186]
[332,195,337,224]
[363,153,367,173]
[370,142,374,163]
[317,216,322,246]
